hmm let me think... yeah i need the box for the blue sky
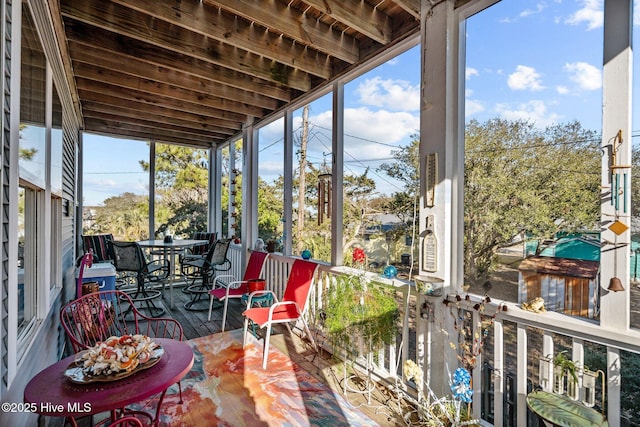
[84,0,639,206]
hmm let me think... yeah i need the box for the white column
[600,0,632,330]
[283,111,294,256]
[228,140,236,239]
[419,0,464,396]
[242,126,259,249]
[209,145,222,234]
[331,81,344,266]
[148,141,155,238]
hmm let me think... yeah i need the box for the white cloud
[495,100,561,127]
[465,99,485,117]
[565,0,603,30]
[508,65,545,91]
[466,67,479,80]
[309,107,419,158]
[520,2,547,17]
[635,0,640,26]
[556,85,570,94]
[564,62,602,90]
[355,77,420,112]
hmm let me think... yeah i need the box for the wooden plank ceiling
[54,0,425,148]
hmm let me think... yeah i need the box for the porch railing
[227,245,640,426]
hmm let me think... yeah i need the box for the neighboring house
[519,256,600,319]
[519,235,602,319]
[359,214,415,268]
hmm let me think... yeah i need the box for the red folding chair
[242,259,318,369]
[208,251,269,331]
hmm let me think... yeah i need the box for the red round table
[24,338,194,426]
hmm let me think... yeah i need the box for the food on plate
[76,334,158,377]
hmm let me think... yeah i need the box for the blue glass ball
[301,249,312,260]
[383,265,397,278]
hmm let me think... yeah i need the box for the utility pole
[296,105,309,253]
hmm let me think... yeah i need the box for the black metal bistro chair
[181,238,231,310]
[110,241,169,317]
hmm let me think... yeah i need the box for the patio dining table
[137,239,208,308]
[23,338,193,427]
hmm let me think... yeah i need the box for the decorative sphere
[301,249,312,260]
[383,265,397,278]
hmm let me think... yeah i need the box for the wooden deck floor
[110,281,403,426]
[161,283,401,425]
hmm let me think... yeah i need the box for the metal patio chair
[242,259,319,369]
[209,250,269,330]
[111,241,169,317]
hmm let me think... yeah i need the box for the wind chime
[607,130,630,292]
[230,168,240,233]
[317,173,331,225]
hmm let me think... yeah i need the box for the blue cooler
[76,262,116,299]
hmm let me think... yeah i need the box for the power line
[312,124,407,149]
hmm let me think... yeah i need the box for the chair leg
[262,324,272,369]
[243,318,249,348]
[221,299,229,332]
[300,317,318,351]
[207,295,214,321]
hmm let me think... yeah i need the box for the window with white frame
[18,4,47,340]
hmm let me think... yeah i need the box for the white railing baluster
[472,308,482,420]
[516,324,528,426]
[607,347,621,427]
[493,318,504,425]
[542,332,554,392]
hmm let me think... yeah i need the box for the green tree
[140,144,208,190]
[257,177,284,242]
[378,135,420,195]
[377,136,420,261]
[464,119,600,281]
[378,120,600,282]
[92,192,149,240]
[140,144,210,237]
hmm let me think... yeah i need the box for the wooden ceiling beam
[298,0,392,44]
[81,109,230,140]
[78,91,244,133]
[81,100,237,136]
[112,0,359,64]
[69,42,283,111]
[64,23,297,100]
[72,62,266,119]
[75,82,247,127]
[391,0,421,19]
[60,1,333,83]
[204,0,362,60]
[84,118,221,147]
[61,17,312,94]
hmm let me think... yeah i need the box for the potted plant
[265,239,278,253]
[553,351,579,398]
[323,248,398,358]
